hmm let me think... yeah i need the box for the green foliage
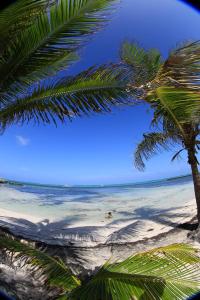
[71,244,200,300]
[1,235,200,300]
[0,0,117,86]
[133,86,200,171]
[120,41,200,170]
[134,132,178,171]
[0,64,131,129]
[0,0,56,53]
[121,40,200,100]
[160,41,200,90]
[120,41,163,85]
[0,235,80,292]
[156,87,200,124]
[0,0,134,129]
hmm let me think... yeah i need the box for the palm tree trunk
[188,147,200,223]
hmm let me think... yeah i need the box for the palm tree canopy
[0,0,134,130]
[1,236,200,300]
[0,64,132,128]
[156,87,200,125]
[0,0,118,87]
[134,132,181,171]
[0,0,57,53]
[134,87,200,170]
[120,41,200,170]
[72,244,200,300]
[122,40,200,94]
[0,235,80,292]
[120,41,163,86]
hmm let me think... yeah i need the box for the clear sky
[0,0,199,185]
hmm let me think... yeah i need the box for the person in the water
[106,212,112,219]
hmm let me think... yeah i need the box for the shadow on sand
[0,204,196,247]
[117,206,196,229]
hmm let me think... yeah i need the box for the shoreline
[0,199,197,248]
[0,211,198,274]
[0,198,199,275]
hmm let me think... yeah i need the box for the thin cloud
[16,135,30,146]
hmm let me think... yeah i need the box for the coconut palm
[1,235,200,300]
[0,0,133,130]
[119,41,200,222]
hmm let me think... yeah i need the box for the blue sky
[1,0,199,185]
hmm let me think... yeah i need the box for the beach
[0,176,197,251]
[0,197,197,273]
[0,176,199,299]
[0,198,196,245]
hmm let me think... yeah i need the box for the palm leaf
[71,244,200,300]
[171,148,185,161]
[153,87,191,141]
[156,87,200,124]
[120,42,163,86]
[0,0,56,53]
[134,132,178,171]
[1,238,200,300]
[122,41,200,102]
[0,235,80,292]
[159,40,200,90]
[0,64,132,129]
[0,0,117,87]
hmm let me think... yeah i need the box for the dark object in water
[105,212,113,219]
[108,212,112,218]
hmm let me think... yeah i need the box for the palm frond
[71,244,200,300]
[158,40,200,89]
[171,148,185,161]
[153,87,190,141]
[134,132,176,171]
[0,64,132,129]
[1,238,200,300]
[0,0,118,87]
[0,235,80,292]
[120,41,163,86]
[123,40,200,102]
[0,0,56,53]
[156,87,200,125]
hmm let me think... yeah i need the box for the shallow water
[0,176,194,226]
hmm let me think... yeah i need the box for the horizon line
[4,173,192,188]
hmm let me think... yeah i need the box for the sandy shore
[0,207,43,223]
[0,199,197,248]
[0,198,199,275]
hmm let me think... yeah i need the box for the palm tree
[119,41,200,223]
[0,0,132,131]
[1,234,200,300]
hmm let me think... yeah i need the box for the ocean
[0,175,195,227]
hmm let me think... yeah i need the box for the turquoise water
[0,175,195,226]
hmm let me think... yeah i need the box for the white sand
[0,207,43,223]
[0,182,195,229]
[0,198,198,273]
[0,199,197,247]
